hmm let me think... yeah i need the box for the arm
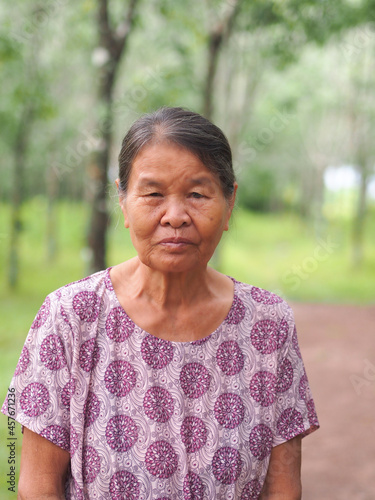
[18,427,70,500]
[260,435,302,500]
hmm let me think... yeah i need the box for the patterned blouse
[2,269,319,499]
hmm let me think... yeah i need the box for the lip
[159,237,194,245]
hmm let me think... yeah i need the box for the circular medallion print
[307,399,319,427]
[214,393,245,429]
[180,416,208,453]
[106,415,138,452]
[70,425,79,456]
[251,320,278,354]
[250,287,283,305]
[276,358,293,393]
[141,335,173,369]
[31,296,50,329]
[240,479,262,499]
[40,334,67,371]
[15,346,30,376]
[40,425,69,451]
[180,363,211,399]
[277,319,289,349]
[277,408,304,440]
[143,386,174,423]
[73,291,100,322]
[84,391,100,428]
[225,295,246,325]
[61,379,76,409]
[212,447,242,485]
[292,326,302,358]
[249,424,273,460]
[145,441,178,479]
[216,341,244,376]
[20,383,49,417]
[105,361,137,397]
[82,446,100,484]
[183,471,204,500]
[109,471,140,500]
[79,339,100,373]
[250,371,277,407]
[106,307,134,342]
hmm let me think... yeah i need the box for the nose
[160,197,191,228]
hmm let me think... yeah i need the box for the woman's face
[119,142,236,274]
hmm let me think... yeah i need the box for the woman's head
[118,107,236,199]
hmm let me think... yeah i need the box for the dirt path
[292,302,375,500]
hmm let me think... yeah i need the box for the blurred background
[0,0,374,498]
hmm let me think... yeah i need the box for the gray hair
[118,107,236,199]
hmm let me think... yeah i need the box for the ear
[224,183,238,231]
[116,179,130,228]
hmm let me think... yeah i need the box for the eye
[190,192,204,199]
[148,192,162,197]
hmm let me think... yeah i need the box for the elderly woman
[3,107,318,499]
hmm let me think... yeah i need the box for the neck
[126,257,214,309]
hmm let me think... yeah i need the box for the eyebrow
[137,176,215,188]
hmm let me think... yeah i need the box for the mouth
[159,237,194,247]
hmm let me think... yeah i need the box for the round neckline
[105,267,238,345]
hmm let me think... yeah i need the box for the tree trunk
[203,0,242,121]
[8,105,34,288]
[88,0,139,273]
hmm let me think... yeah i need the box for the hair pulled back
[118,107,235,199]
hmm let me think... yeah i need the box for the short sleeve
[272,303,319,446]
[1,293,73,453]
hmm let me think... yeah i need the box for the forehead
[130,142,216,183]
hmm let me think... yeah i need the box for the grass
[0,197,374,495]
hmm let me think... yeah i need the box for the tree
[88,0,139,273]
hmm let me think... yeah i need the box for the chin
[146,255,205,274]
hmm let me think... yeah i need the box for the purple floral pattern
[216,341,244,376]
[183,471,205,500]
[251,320,278,354]
[61,378,76,408]
[82,446,100,483]
[240,479,262,499]
[141,335,173,369]
[15,346,29,376]
[249,424,273,460]
[73,291,100,322]
[106,307,134,342]
[250,287,283,305]
[84,391,100,428]
[20,382,49,417]
[145,441,178,479]
[180,363,210,399]
[31,296,50,329]
[4,269,319,497]
[212,447,243,485]
[105,361,137,397]
[225,295,246,324]
[109,471,140,500]
[180,416,208,453]
[79,339,100,373]
[144,386,174,423]
[40,334,67,371]
[106,415,138,452]
[214,393,245,429]
[277,408,304,440]
[40,425,70,451]
[250,371,277,407]
[276,359,294,393]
